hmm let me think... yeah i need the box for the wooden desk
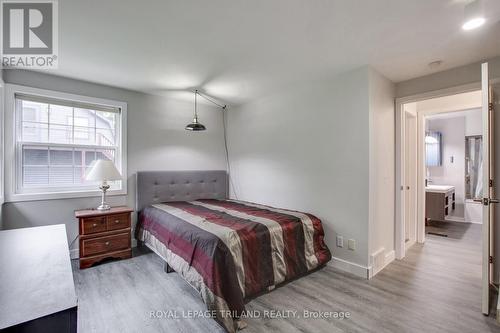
[0,225,77,332]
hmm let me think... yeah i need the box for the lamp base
[97,203,111,211]
[97,182,111,211]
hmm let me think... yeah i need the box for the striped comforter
[136,199,331,332]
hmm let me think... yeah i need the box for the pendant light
[185,90,206,131]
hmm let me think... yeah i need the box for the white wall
[465,109,482,136]
[368,69,396,273]
[1,70,227,255]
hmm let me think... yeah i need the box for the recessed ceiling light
[462,17,485,30]
[462,0,485,31]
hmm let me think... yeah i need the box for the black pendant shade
[185,118,206,131]
[186,90,206,131]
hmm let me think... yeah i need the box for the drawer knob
[92,223,97,227]
[115,220,120,224]
[105,241,110,246]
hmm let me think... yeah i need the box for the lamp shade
[185,117,206,131]
[85,160,122,181]
[185,90,207,131]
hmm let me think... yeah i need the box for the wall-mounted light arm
[196,90,227,109]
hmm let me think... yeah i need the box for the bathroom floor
[445,205,465,222]
[426,220,479,240]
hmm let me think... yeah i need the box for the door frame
[404,109,417,251]
[395,82,481,259]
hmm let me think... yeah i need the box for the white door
[404,111,417,246]
[481,62,496,315]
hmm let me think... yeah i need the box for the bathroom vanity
[425,185,456,221]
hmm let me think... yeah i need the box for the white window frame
[4,84,127,202]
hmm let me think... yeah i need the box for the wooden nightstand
[75,206,133,269]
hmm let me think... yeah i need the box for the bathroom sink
[425,185,455,193]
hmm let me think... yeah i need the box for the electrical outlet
[348,239,356,251]
[336,235,343,248]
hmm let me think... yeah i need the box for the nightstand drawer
[82,217,106,234]
[106,213,130,231]
[81,232,130,257]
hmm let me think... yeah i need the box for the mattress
[136,199,331,332]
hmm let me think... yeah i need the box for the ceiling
[42,0,500,104]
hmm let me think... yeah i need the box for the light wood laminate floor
[73,222,499,332]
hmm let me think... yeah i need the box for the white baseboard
[446,218,482,224]
[385,249,395,264]
[405,240,416,253]
[327,256,369,279]
[368,249,395,279]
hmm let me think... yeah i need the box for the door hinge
[490,179,494,188]
[489,256,494,264]
[489,102,494,112]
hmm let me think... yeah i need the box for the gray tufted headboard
[135,170,228,212]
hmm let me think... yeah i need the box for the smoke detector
[428,60,443,69]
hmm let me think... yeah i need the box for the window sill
[5,188,127,203]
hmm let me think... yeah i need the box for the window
[6,85,127,201]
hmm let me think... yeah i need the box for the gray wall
[396,56,500,282]
[225,66,396,273]
[226,66,372,267]
[1,69,227,255]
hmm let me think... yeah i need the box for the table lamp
[85,160,122,210]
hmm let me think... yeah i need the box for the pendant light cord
[194,90,238,200]
[222,106,238,200]
[194,90,238,199]
[194,90,198,119]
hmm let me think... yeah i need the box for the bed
[135,170,331,332]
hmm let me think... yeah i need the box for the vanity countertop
[425,185,455,193]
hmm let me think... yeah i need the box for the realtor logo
[1,0,58,68]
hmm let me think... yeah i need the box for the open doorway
[396,64,499,318]
[424,107,483,239]
[399,90,483,250]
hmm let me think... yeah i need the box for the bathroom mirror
[425,131,442,167]
[465,135,483,200]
